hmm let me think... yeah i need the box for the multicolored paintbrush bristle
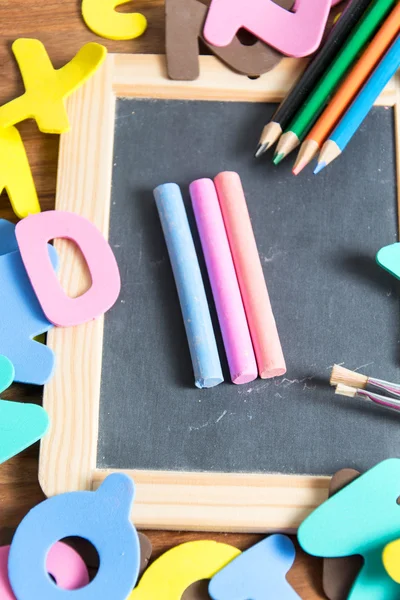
[331,364,400,399]
[330,365,369,389]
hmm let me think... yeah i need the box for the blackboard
[97,97,399,478]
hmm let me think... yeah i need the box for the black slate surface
[97,98,399,476]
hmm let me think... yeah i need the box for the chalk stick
[154,183,223,389]
[214,172,286,379]
[190,179,257,385]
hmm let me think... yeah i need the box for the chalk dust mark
[354,362,374,372]
[216,410,227,423]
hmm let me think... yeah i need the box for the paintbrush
[330,364,400,399]
[335,383,400,414]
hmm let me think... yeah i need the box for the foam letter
[0,355,50,463]
[204,0,332,58]
[0,543,89,598]
[0,126,40,218]
[376,243,400,280]
[130,541,240,599]
[322,469,362,600]
[8,474,140,600]
[383,539,400,583]
[0,235,57,384]
[0,219,18,255]
[298,459,400,600]
[82,0,147,40]
[16,211,121,327]
[165,0,294,80]
[209,535,300,599]
[0,39,106,133]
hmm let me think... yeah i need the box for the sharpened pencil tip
[273,153,284,166]
[255,143,269,158]
[292,161,304,176]
[314,162,326,175]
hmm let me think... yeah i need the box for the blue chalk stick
[154,183,223,389]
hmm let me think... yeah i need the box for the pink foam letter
[16,211,121,327]
[0,543,89,598]
[203,0,332,58]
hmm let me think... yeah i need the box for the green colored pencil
[273,0,396,164]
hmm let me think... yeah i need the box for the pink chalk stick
[203,0,332,58]
[214,172,286,379]
[190,179,257,385]
[0,542,89,598]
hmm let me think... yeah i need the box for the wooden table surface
[0,1,326,598]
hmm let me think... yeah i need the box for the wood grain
[0,2,363,598]
[40,55,116,497]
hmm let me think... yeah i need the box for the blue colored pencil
[315,35,400,173]
[154,183,224,389]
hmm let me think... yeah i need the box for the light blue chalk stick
[0,219,18,255]
[0,247,58,385]
[376,243,400,280]
[209,535,300,599]
[154,183,223,389]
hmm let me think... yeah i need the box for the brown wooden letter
[165,0,294,80]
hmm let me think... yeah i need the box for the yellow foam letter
[0,39,107,134]
[129,541,240,599]
[0,126,40,218]
[383,539,400,583]
[82,0,147,40]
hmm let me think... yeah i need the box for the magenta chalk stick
[214,172,286,379]
[190,179,257,385]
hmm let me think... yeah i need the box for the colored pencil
[214,172,286,379]
[315,35,400,173]
[255,0,374,158]
[154,183,224,389]
[274,0,397,164]
[294,3,400,174]
[190,178,258,385]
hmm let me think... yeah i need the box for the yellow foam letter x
[0,39,106,217]
[0,39,107,134]
[0,126,41,218]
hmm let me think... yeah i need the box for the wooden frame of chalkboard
[39,54,400,532]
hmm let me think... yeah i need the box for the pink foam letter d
[16,211,121,327]
[203,0,332,58]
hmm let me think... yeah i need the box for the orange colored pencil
[293,2,400,175]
